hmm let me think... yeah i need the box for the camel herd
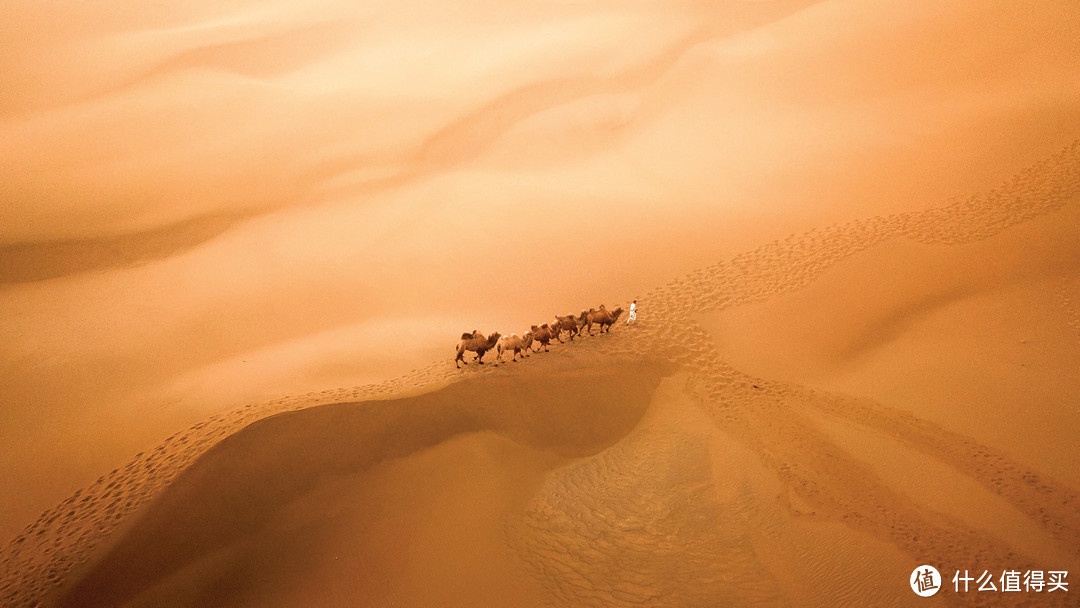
[455,304,626,368]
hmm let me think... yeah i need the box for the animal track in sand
[1058,277,1080,345]
[2,140,1079,608]
[502,140,1080,606]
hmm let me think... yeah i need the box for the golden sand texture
[3,1,1080,606]
[5,0,1080,539]
[1,141,1076,607]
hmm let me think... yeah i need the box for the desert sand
[2,0,1079,606]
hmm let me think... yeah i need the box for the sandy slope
[0,142,1075,607]
[2,0,1080,606]
[50,354,663,608]
[4,0,1080,540]
[701,204,1080,482]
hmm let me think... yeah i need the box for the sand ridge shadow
[48,355,666,608]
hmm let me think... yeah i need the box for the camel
[520,331,534,355]
[496,333,530,362]
[581,304,624,335]
[529,324,555,352]
[455,330,501,367]
[576,309,594,335]
[552,314,580,341]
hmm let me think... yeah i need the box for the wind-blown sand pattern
[2,140,1078,607]
[5,1,1080,605]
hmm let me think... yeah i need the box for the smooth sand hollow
[1,141,1078,607]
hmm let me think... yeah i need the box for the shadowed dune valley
[3,1,1080,606]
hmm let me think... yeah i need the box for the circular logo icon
[910,565,941,597]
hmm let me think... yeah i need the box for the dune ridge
[0,211,257,284]
[51,354,666,607]
[1,139,1078,607]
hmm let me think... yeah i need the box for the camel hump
[461,332,474,340]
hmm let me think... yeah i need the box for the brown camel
[455,330,500,367]
[552,314,580,341]
[576,309,594,335]
[529,324,555,351]
[581,304,624,335]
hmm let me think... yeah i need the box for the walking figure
[626,299,637,325]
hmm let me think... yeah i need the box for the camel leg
[455,349,465,367]
[477,349,486,364]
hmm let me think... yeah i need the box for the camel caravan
[455,303,629,368]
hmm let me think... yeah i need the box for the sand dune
[702,204,1080,481]
[1,142,1076,607]
[3,0,1080,606]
